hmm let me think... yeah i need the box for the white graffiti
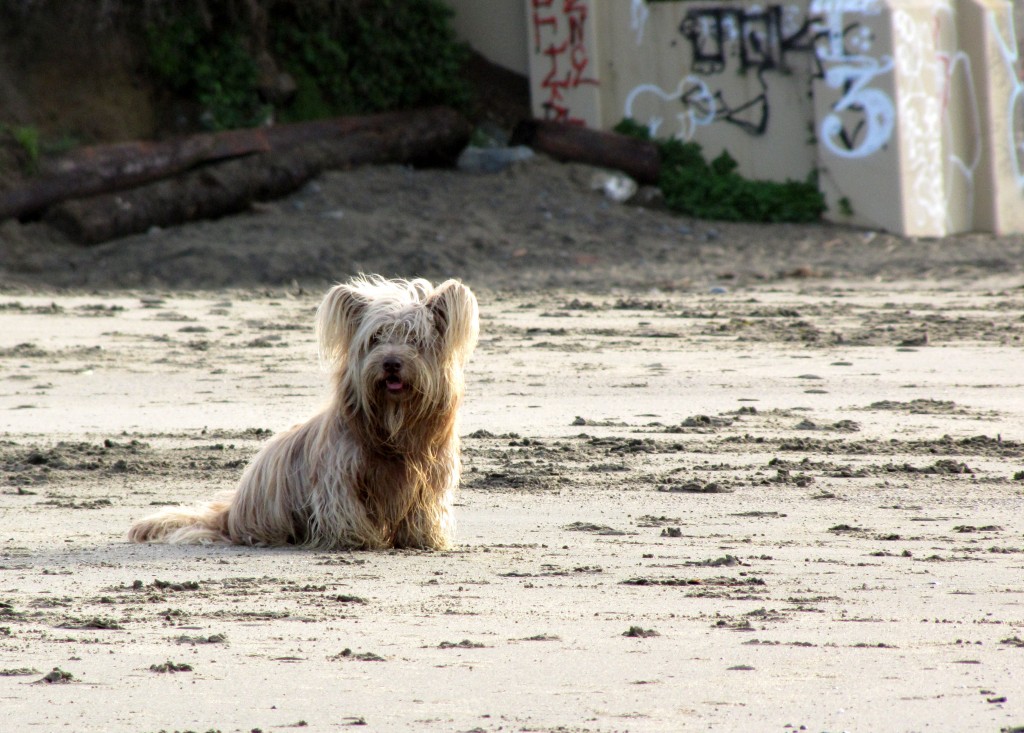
[811,0,895,159]
[934,4,981,229]
[893,8,947,229]
[624,77,716,141]
[775,3,807,39]
[819,57,895,159]
[810,0,882,58]
[988,5,1024,188]
[811,0,882,10]
[630,0,649,46]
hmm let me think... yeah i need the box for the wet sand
[1,281,1022,731]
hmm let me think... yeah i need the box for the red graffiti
[531,0,598,125]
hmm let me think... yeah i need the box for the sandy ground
[1,157,1024,732]
[0,283,1022,733]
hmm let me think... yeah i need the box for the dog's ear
[316,282,368,368]
[428,280,479,360]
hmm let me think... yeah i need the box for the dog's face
[316,277,478,436]
[360,311,437,405]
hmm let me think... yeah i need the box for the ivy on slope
[615,119,826,223]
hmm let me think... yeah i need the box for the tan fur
[127,276,478,550]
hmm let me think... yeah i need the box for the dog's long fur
[127,276,478,550]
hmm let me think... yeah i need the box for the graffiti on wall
[625,3,818,140]
[989,5,1024,188]
[630,0,649,45]
[530,0,598,124]
[625,77,716,139]
[622,1,900,160]
[891,7,951,227]
[683,4,816,75]
[933,5,982,228]
[809,0,895,159]
[527,0,1024,233]
[619,0,1020,186]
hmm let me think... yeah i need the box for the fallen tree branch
[1,108,451,222]
[511,119,661,185]
[45,107,471,245]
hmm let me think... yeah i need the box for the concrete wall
[442,0,530,75]
[519,0,1024,236]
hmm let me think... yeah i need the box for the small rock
[589,171,638,203]
[631,185,665,208]
[38,667,73,684]
[623,626,659,638]
[457,145,534,174]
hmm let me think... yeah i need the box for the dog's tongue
[386,378,404,392]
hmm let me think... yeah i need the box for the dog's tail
[127,496,233,545]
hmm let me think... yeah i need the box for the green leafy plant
[2,121,79,176]
[340,0,470,113]
[11,125,41,173]
[615,118,826,223]
[272,23,353,121]
[145,16,268,130]
[144,0,471,129]
[271,0,470,119]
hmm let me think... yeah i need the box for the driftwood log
[0,133,269,223]
[44,107,471,245]
[511,119,661,186]
[0,108,437,223]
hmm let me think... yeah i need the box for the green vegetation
[272,21,353,122]
[12,126,39,166]
[0,123,48,175]
[10,125,40,173]
[144,0,470,130]
[615,118,827,223]
[340,0,470,114]
[147,17,268,130]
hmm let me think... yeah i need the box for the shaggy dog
[128,276,478,550]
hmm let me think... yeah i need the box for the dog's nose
[383,357,402,374]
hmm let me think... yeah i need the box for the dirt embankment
[3,154,1024,293]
